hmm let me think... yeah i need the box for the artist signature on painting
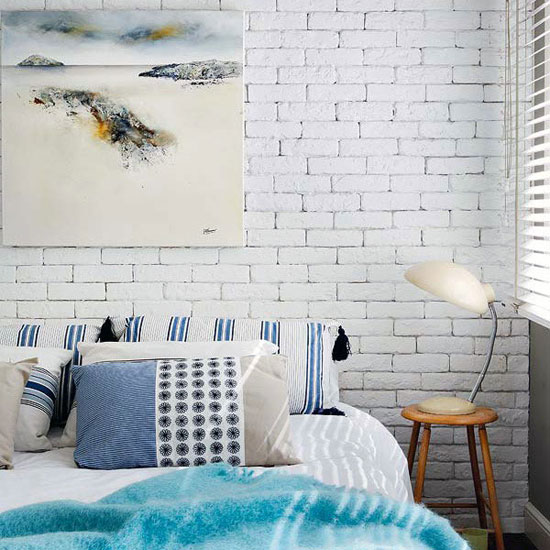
[203,228,217,235]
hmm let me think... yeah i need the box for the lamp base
[418,396,476,416]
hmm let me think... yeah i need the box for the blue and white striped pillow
[0,323,101,423]
[0,346,73,451]
[21,364,59,419]
[114,317,335,414]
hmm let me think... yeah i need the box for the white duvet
[0,404,412,513]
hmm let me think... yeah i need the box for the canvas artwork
[1,11,244,246]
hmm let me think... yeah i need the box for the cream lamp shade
[405,261,495,315]
[404,261,497,415]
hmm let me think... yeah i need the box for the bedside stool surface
[402,404,498,426]
[402,404,504,550]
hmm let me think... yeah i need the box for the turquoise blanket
[0,465,468,550]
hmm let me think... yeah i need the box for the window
[508,0,550,327]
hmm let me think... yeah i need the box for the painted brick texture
[0,0,528,532]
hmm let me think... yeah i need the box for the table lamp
[405,261,497,415]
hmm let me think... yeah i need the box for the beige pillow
[241,355,300,466]
[60,340,279,447]
[77,340,279,365]
[0,360,35,469]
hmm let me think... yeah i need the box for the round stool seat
[401,404,498,426]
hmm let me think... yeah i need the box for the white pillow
[0,345,73,452]
[59,340,278,447]
[77,340,278,365]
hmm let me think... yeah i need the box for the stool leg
[467,426,488,529]
[479,425,504,550]
[407,421,421,476]
[414,423,431,504]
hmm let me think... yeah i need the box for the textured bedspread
[0,464,467,550]
[3,406,413,513]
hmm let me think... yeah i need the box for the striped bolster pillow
[112,316,337,414]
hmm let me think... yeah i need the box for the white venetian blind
[508,0,550,325]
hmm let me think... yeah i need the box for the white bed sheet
[0,404,412,512]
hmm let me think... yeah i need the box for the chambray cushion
[112,316,336,414]
[73,356,299,470]
[0,323,102,423]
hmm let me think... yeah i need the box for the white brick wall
[0,0,528,532]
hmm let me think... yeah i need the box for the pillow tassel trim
[332,326,351,362]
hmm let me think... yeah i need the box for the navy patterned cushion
[73,356,298,469]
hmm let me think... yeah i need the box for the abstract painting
[1,11,244,246]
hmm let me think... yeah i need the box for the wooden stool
[402,404,504,550]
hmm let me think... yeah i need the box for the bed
[1,319,467,550]
[0,404,412,513]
